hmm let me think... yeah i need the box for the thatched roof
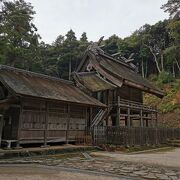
[76,44,164,98]
[0,65,106,107]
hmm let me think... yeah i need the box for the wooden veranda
[112,97,158,128]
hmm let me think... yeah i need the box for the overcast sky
[28,0,169,44]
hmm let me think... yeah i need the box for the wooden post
[127,108,131,127]
[66,104,70,144]
[90,107,93,127]
[155,111,158,127]
[0,115,4,147]
[151,112,153,127]
[17,101,23,147]
[116,96,120,126]
[85,107,88,129]
[44,101,48,147]
[146,119,149,127]
[140,109,143,127]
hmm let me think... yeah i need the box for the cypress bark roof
[76,44,165,98]
[0,65,106,107]
[74,72,116,92]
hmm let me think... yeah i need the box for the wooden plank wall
[117,85,143,103]
[19,98,87,144]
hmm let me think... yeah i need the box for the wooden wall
[92,85,143,106]
[19,98,88,144]
[117,85,143,103]
[3,107,20,140]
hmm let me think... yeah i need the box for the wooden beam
[127,108,131,127]
[0,115,4,147]
[66,104,70,144]
[151,112,154,127]
[90,107,93,126]
[140,109,143,127]
[17,101,23,147]
[44,101,48,147]
[97,36,104,45]
[116,96,120,126]
[112,52,121,57]
[125,59,134,63]
[155,109,158,127]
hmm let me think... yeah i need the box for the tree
[0,0,40,68]
[53,35,64,47]
[142,21,170,73]
[65,29,77,42]
[161,0,180,18]
[103,35,119,54]
[80,32,88,43]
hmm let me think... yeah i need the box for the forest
[0,0,180,81]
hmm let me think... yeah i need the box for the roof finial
[97,36,104,46]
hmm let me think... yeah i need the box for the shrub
[157,71,174,84]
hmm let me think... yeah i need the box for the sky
[28,0,169,44]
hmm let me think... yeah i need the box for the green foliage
[80,32,88,43]
[0,0,40,69]
[148,74,158,82]
[144,80,180,113]
[161,0,180,18]
[157,71,174,84]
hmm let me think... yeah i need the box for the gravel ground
[0,165,125,180]
[0,148,180,179]
[91,148,180,168]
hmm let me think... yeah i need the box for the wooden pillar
[85,107,88,128]
[90,107,93,126]
[127,108,131,127]
[44,101,48,147]
[146,119,149,127]
[116,96,120,126]
[0,115,4,147]
[140,109,143,127]
[151,112,154,127]
[17,101,23,147]
[155,111,158,127]
[66,104,70,144]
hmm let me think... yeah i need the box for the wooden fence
[93,126,180,146]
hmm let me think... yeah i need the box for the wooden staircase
[91,107,112,128]
[167,139,180,147]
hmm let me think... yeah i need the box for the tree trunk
[172,62,175,78]
[144,44,161,74]
[160,51,164,71]
[69,59,71,80]
[145,59,148,78]
[175,58,180,71]
[141,58,145,78]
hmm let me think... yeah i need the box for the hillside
[144,79,180,128]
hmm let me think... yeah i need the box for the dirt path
[91,148,180,168]
[0,165,127,180]
[0,148,180,179]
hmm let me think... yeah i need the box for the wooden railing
[111,98,157,112]
[93,126,180,146]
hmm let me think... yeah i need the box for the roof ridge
[0,65,73,85]
[99,52,135,70]
[76,71,96,76]
[87,43,135,70]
